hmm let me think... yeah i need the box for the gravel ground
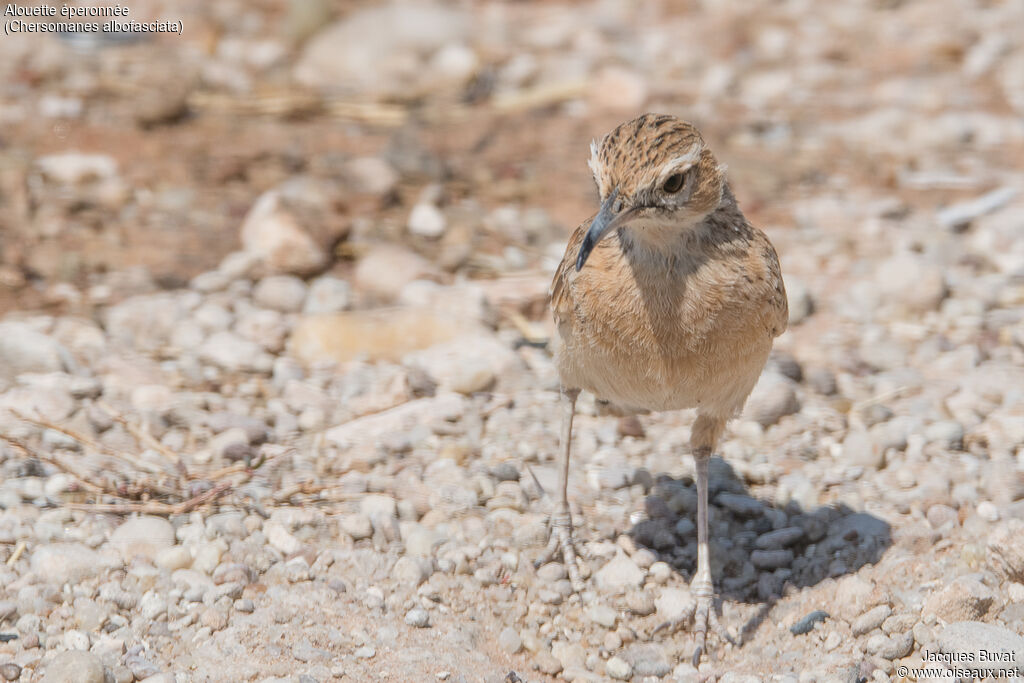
[1,0,1024,682]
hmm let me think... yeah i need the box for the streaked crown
[588,114,725,221]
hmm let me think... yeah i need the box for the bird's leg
[535,387,585,591]
[690,446,737,665]
[652,414,736,665]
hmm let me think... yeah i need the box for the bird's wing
[549,217,592,325]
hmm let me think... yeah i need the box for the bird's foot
[652,584,737,666]
[535,509,586,592]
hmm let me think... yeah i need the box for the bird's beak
[576,188,632,271]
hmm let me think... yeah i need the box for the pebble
[751,549,794,569]
[303,276,352,314]
[42,650,106,683]
[498,627,522,654]
[922,576,995,622]
[620,643,671,677]
[987,519,1024,582]
[253,275,308,313]
[404,607,430,628]
[852,605,891,636]
[534,650,562,675]
[31,543,119,585]
[756,527,805,549]
[587,604,617,628]
[606,656,633,680]
[594,553,645,591]
[0,664,21,681]
[744,372,800,426]
[408,203,447,239]
[790,610,829,635]
[108,516,176,562]
[0,322,67,382]
[393,556,429,586]
[937,621,1024,674]
[339,513,374,541]
[240,190,327,276]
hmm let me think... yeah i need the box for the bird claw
[652,594,737,667]
[535,510,586,592]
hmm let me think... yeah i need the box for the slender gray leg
[653,414,736,666]
[535,387,584,591]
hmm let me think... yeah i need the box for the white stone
[408,203,447,239]
[594,552,645,592]
[108,516,176,562]
[240,190,326,276]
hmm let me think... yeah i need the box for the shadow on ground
[627,456,891,620]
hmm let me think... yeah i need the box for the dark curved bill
[576,188,622,271]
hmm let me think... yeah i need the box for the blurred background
[1,0,1021,318]
[1,0,1024,680]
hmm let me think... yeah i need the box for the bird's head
[576,113,726,271]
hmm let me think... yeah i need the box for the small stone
[876,631,914,659]
[537,563,567,582]
[42,651,105,683]
[922,576,995,622]
[786,277,814,325]
[926,504,958,530]
[498,627,521,654]
[263,521,301,555]
[843,429,884,470]
[716,492,765,516]
[620,643,671,677]
[1,663,21,681]
[755,527,805,549]
[31,543,119,585]
[303,276,351,314]
[852,605,892,636]
[240,190,327,276]
[0,322,67,383]
[647,561,672,583]
[200,608,229,631]
[977,501,1000,522]
[408,203,447,239]
[209,427,252,462]
[534,650,562,675]
[925,420,965,449]
[751,549,794,569]
[588,604,617,629]
[790,610,829,635]
[937,621,1024,674]
[354,245,434,303]
[339,513,373,541]
[875,252,948,313]
[404,607,430,628]
[360,494,398,521]
[606,656,633,680]
[155,546,192,572]
[594,552,645,592]
[655,587,695,623]
[345,157,398,196]
[354,646,376,659]
[253,275,308,312]
[987,519,1024,582]
[744,372,800,427]
[64,629,90,650]
[393,557,428,586]
[626,591,655,616]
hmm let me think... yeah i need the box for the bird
[542,113,788,665]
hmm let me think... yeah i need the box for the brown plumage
[542,113,787,665]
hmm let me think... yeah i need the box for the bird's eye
[663,172,686,194]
